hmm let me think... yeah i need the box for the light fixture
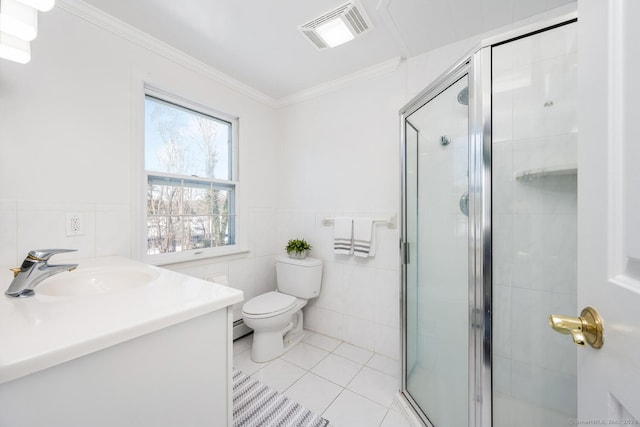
[0,0,38,41]
[0,0,55,64]
[0,31,31,63]
[314,18,355,48]
[299,1,372,50]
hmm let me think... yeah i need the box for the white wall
[274,35,476,360]
[276,68,404,359]
[0,6,281,321]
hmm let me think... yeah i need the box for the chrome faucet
[5,249,78,298]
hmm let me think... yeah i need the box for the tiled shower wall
[492,23,578,425]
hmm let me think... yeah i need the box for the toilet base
[250,310,304,363]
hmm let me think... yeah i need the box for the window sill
[144,246,250,267]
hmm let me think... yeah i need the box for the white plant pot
[288,251,307,259]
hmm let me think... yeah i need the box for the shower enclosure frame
[399,10,578,427]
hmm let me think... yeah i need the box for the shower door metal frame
[399,56,477,427]
[399,9,578,427]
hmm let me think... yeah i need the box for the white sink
[37,267,159,297]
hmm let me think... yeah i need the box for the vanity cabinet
[0,257,243,427]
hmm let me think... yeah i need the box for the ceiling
[80,0,574,100]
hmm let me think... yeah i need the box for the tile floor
[233,330,413,427]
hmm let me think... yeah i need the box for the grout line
[234,335,399,421]
[320,387,345,417]
[379,407,393,427]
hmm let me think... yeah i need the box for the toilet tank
[276,255,323,299]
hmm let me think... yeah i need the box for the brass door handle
[549,306,604,349]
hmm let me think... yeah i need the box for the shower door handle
[549,306,604,349]
[401,241,410,265]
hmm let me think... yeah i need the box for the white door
[577,0,640,421]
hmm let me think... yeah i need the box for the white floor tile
[380,407,413,427]
[250,359,306,393]
[280,342,329,370]
[304,332,341,352]
[366,353,400,378]
[233,348,271,376]
[311,353,363,387]
[347,366,399,407]
[283,372,343,415]
[323,390,388,427]
[332,342,374,365]
[234,331,406,425]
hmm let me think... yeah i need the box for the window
[143,92,238,261]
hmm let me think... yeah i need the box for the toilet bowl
[242,256,322,362]
[242,292,307,362]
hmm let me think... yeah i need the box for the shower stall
[400,12,578,427]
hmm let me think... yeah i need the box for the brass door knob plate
[549,306,604,349]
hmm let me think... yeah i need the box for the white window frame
[135,83,244,265]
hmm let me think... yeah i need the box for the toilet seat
[243,291,297,318]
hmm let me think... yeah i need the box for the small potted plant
[285,238,312,259]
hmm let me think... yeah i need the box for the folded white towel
[353,218,375,258]
[334,217,353,255]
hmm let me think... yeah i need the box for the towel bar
[322,214,397,229]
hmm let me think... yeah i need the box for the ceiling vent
[299,1,373,50]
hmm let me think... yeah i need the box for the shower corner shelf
[515,164,577,181]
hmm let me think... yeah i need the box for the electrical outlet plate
[65,213,84,236]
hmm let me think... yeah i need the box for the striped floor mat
[233,368,329,427]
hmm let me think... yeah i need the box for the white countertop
[0,256,243,385]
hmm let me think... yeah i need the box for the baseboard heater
[233,319,252,341]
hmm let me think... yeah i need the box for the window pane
[147,216,183,255]
[146,175,235,255]
[147,178,181,217]
[144,96,231,180]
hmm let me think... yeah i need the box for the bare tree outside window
[144,95,235,256]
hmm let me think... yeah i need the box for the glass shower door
[491,22,578,427]
[403,74,470,426]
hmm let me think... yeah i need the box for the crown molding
[55,0,405,109]
[56,0,277,107]
[274,56,403,108]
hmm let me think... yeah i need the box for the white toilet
[242,255,322,362]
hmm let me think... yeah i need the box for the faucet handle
[27,249,77,262]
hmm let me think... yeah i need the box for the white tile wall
[275,210,400,361]
[17,202,97,261]
[95,204,131,258]
[314,261,344,313]
[342,315,376,351]
[0,201,280,323]
[492,22,578,424]
[0,200,18,268]
[304,304,344,339]
[249,208,277,257]
[276,68,403,360]
[288,211,400,361]
[343,265,376,321]
[0,201,128,269]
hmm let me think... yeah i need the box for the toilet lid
[243,291,297,316]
